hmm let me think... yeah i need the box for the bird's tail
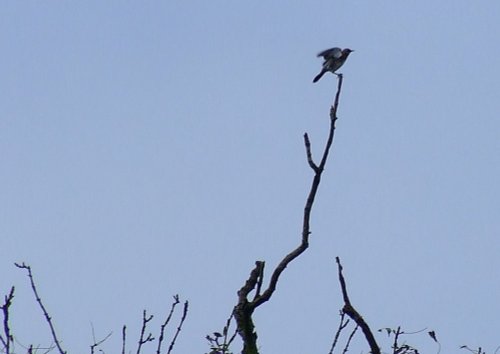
[313,70,326,83]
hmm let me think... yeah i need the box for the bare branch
[336,257,380,354]
[122,325,127,354]
[0,286,15,354]
[254,74,344,309]
[327,311,350,354]
[318,74,343,171]
[342,324,359,354]
[90,324,112,354]
[166,300,188,354]
[136,310,154,354]
[233,75,346,354]
[224,313,238,350]
[156,295,180,354]
[304,133,319,172]
[253,239,307,308]
[15,262,67,354]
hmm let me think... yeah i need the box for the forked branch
[233,75,345,354]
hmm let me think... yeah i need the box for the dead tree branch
[336,257,380,354]
[15,262,67,354]
[233,75,345,354]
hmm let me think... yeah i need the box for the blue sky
[2,2,500,353]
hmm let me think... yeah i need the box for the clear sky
[2,2,500,353]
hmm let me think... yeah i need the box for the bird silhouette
[313,47,353,83]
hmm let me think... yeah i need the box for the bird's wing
[317,47,342,59]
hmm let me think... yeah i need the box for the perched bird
[313,47,353,83]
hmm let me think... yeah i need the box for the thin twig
[328,310,350,354]
[224,313,238,350]
[15,263,66,354]
[0,286,15,354]
[90,324,112,354]
[14,337,55,354]
[342,324,359,354]
[122,325,126,354]
[156,295,180,354]
[318,74,343,171]
[136,310,154,354]
[166,300,188,354]
[392,326,401,354]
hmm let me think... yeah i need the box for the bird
[313,47,353,83]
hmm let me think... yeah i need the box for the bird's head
[343,48,354,56]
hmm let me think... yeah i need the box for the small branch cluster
[379,326,420,354]
[2,263,187,354]
[206,313,238,354]
[125,296,189,354]
[377,326,442,354]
